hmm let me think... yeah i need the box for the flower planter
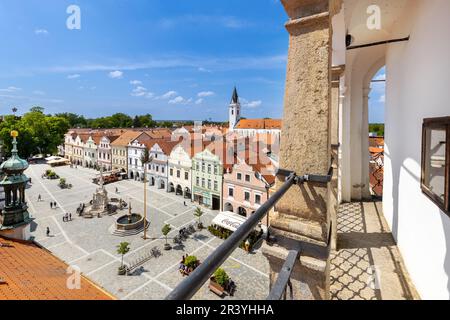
[164,243,172,251]
[209,277,225,297]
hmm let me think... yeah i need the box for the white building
[148,141,178,191]
[227,87,282,141]
[332,0,450,299]
[127,132,152,181]
[168,143,196,200]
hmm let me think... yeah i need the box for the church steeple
[231,86,239,104]
[229,86,241,131]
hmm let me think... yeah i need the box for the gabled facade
[72,134,86,166]
[83,135,101,168]
[148,140,178,191]
[111,130,141,173]
[223,159,275,219]
[127,132,153,180]
[97,135,119,171]
[192,148,224,210]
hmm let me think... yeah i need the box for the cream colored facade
[168,144,192,199]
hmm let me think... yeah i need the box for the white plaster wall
[383,0,450,299]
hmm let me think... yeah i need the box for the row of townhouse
[63,127,277,218]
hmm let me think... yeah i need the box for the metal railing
[165,168,333,300]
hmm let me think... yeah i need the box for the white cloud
[67,74,81,79]
[379,95,386,103]
[198,67,212,73]
[0,86,22,92]
[131,86,153,98]
[158,91,178,99]
[108,70,123,79]
[130,80,142,85]
[35,28,49,35]
[131,86,147,97]
[197,91,215,98]
[30,54,286,75]
[33,90,45,96]
[241,98,262,108]
[169,96,192,105]
[195,98,203,105]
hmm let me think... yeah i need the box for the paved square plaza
[25,164,269,300]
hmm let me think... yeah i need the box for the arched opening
[168,183,175,192]
[224,202,234,212]
[184,187,191,199]
[176,185,183,196]
[159,179,166,190]
[368,66,386,199]
[238,207,247,217]
[150,177,155,186]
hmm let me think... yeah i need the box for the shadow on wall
[440,213,450,299]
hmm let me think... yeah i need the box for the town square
[1,0,450,304]
[24,162,270,300]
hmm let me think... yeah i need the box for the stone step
[109,223,149,237]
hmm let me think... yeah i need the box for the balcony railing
[166,168,332,300]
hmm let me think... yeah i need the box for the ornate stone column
[262,0,339,300]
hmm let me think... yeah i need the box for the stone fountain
[83,169,118,218]
[109,201,149,237]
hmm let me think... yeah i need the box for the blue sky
[0,0,384,122]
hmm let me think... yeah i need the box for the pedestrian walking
[69,213,72,221]
[53,202,57,209]
[50,202,53,209]
[115,187,119,193]
[46,227,50,237]
[38,194,42,202]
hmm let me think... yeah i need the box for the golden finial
[10,130,18,138]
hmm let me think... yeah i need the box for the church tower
[229,87,241,131]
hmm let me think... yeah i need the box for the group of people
[62,212,72,222]
[50,201,58,209]
[178,254,192,275]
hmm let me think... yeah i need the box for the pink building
[222,157,275,220]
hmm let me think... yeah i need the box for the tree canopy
[0,107,70,158]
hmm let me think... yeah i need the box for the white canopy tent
[211,211,267,234]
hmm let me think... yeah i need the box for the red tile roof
[111,131,143,147]
[235,119,282,130]
[0,237,115,300]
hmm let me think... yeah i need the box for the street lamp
[141,150,153,240]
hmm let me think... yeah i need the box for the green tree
[133,115,142,128]
[194,207,203,225]
[55,113,88,128]
[162,224,172,245]
[116,242,130,268]
[213,268,230,287]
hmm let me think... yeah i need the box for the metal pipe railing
[267,249,300,300]
[165,173,297,300]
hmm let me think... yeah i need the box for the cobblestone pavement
[25,164,269,300]
[330,201,420,300]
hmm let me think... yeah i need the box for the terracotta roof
[154,140,179,155]
[0,237,114,300]
[235,119,282,130]
[111,131,142,147]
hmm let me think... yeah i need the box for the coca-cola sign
[221,218,241,229]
